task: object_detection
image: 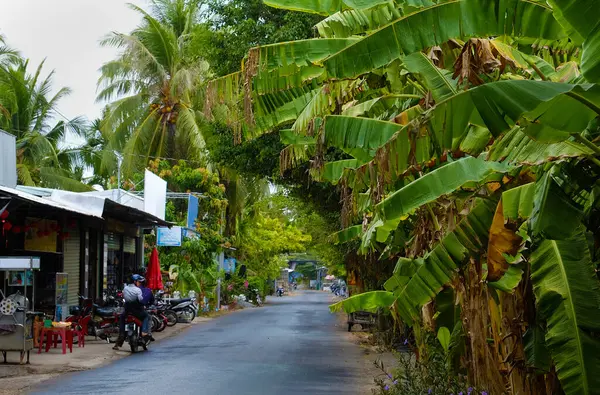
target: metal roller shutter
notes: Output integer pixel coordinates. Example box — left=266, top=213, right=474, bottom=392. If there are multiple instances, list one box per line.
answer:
left=123, top=236, right=135, bottom=253
left=63, top=227, right=81, bottom=307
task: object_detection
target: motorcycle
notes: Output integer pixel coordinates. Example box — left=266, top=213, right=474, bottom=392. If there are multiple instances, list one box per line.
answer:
left=125, top=313, right=150, bottom=353
left=67, top=295, right=121, bottom=343
left=247, top=288, right=263, bottom=306
left=156, top=293, right=196, bottom=322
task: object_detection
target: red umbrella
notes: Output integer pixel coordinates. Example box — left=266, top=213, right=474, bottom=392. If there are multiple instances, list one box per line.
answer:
left=146, top=247, right=164, bottom=290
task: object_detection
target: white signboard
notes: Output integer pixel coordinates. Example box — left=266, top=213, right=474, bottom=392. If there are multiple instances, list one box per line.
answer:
left=157, top=227, right=182, bottom=247
left=144, top=170, right=167, bottom=220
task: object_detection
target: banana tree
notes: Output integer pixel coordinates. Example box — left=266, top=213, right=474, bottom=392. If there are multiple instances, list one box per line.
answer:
left=207, top=0, right=600, bottom=393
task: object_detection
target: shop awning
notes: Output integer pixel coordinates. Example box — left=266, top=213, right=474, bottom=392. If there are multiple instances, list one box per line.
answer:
left=103, top=199, right=171, bottom=228
left=0, top=185, right=103, bottom=219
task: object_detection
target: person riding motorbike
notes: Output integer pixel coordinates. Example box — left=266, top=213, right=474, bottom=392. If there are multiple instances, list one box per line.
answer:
left=112, top=274, right=150, bottom=350
left=140, top=279, right=155, bottom=306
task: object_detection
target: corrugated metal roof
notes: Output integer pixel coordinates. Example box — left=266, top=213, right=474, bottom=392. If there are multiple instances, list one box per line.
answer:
left=0, top=185, right=103, bottom=219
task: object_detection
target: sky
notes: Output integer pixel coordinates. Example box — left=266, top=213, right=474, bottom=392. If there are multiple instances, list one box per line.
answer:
left=0, top=1, right=144, bottom=144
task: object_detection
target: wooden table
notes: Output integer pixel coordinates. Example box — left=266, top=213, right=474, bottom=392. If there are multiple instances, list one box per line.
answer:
left=38, top=326, right=73, bottom=354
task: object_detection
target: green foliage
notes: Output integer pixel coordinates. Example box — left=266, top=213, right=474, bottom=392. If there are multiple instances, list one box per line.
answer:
left=97, top=2, right=210, bottom=177
left=191, top=0, right=322, bottom=77
left=0, top=58, right=90, bottom=190
left=329, top=290, right=395, bottom=314
left=237, top=212, right=311, bottom=279
left=372, top=333, right=478, bottom=395
left=530, top=227, right=600, bottom=395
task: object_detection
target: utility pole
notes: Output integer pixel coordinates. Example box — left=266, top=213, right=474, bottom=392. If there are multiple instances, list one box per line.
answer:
left=216, top=208, right=225, bottom=310
left=115, top=152, right=123, bottom=203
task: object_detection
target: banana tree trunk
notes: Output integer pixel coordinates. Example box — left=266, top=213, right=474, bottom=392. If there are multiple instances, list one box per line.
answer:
left=461, top=258, right=505, bottom=394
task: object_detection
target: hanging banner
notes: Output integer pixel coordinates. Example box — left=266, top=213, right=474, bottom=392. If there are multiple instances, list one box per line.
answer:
left=55, top=272, right=68, bottom=321
left=24, top=218, right=57, bottom=252
left=157, top=227, right=182, bottom=246
left=184, top=194, right=199, bottom=238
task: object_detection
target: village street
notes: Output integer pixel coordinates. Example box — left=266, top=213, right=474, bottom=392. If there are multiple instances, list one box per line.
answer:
left=30, top=292, right=378, bottom=395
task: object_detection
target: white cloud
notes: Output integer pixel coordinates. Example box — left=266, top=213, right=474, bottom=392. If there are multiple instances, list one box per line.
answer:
left=0, top=0, right=143, bottom=144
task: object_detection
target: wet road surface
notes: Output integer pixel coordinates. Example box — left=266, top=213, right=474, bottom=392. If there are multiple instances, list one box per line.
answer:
left=32, top=291, right=371, bottom=395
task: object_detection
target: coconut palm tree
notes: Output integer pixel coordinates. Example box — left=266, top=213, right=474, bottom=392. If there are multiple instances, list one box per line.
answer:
left=97, top=1, right=210, bottom=177
left=0, top=59, right=89, bottom=190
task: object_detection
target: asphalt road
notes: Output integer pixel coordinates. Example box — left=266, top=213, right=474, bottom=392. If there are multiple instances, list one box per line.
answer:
left=31, top=291, right=371, bottom=395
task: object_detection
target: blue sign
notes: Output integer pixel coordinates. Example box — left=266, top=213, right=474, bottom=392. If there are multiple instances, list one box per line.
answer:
left=224, top=258, right=236, bottom=274
left=157, top=227, right=182, bottom=246
left=184, top=195, right=199, bottom=238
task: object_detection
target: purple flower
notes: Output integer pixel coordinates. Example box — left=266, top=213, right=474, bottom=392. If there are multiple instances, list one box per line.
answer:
left=393, top=380, right=398, bottom=385
left=384, top=385, right=389, bottom=391
left=403, top=338, right=408, bottom=345
left=467, top=388, right=473, bottom=395
left=481, top=392, right=488, bottom=395
left=459, top=392, right=463, bottom=395
left=428, top=390, right=432, bottom=394
left=387, top=373, right=393, bottom=379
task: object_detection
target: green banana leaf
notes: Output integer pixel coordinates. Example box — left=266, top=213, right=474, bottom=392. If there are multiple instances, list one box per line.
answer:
left=316, top=2, right=401, bottom=38
left=523, top=323, right=551, bottom=373
left=322, top=159, right=365, bottom=183
left=581, top=27, right=600, bottom=83
left=254, top=38, right=360, bottom=72
left=254, top=88, right=319, bottom=132
left=395, top=199, right=497, bottom=324
left=383, top=273, right=410, bottom=295
left=403, top=52, right=458, bottom=102
left=265, top=0, right=395, bottom=16
left=546, top=0, right=600, bottom=82
left=253, top=65, right=326, bottom=95
left=432, top=80, right=600, bottom=142
left=292, top=80, right=361, bottom=133
left=377, top=156, right=512, bottom=227
left=487, top=126, right=591, bottom=165
left=324, top=0, right=565, bottom=79
left=502, top=182, right=535, bottom=221
left=341, top=95, right=421, bottom=118
left=530, top=173, right=583, bottom=240
left=329, top=290, right=396, bottom=313
left=324, top=115, right=401, bottom=154
left=330, top=225, right=363, bottom=244
left=488, top=265, right=523, bottom=293
left=279, top=129, right=316, bottom=145
left=529, top=226, right=600, bottom=395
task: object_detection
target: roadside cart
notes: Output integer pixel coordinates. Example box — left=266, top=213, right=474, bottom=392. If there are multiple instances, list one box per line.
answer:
left=0, top=256, right=40, bottom=364
left=347, top=311, right=377, bottom=332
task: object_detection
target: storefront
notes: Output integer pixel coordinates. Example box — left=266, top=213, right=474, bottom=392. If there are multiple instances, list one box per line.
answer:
left=1, top=186, right=170, bottom=317
left=0, top=186, right=103, bottom=317
left=93, top=200, right=169, bottom=300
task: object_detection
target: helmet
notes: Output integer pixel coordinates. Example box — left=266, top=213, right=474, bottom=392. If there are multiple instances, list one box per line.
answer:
left=131, top=274, right=145, bottom=282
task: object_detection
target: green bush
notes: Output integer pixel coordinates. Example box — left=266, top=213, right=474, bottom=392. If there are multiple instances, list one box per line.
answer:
left=372, top=334, right=485, bottom=395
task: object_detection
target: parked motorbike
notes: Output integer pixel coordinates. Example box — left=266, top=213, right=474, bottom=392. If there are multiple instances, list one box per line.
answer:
left=156, top=292, right=196, bottom=322
left=247, top=288, right=263, bottom=306
left=66, top=295, right=121, bottom=343
left=125, top=314, right=150, bottom=353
